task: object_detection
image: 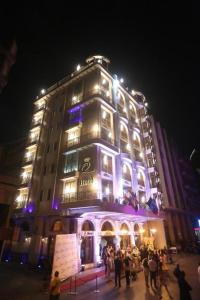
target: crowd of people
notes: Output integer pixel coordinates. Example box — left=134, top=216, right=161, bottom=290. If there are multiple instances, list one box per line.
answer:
left=48, top=244, right=199, bottom=299
left=102, top=244, right=194, bottom=299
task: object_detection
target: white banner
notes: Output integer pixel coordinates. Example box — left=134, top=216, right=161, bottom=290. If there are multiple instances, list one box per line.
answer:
left=52, top=234, right=79, bottom=281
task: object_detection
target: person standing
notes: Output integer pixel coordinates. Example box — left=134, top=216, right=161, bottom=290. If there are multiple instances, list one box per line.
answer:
left=148, top=256, right=158, bottom=289
left=124, top=254, right=131, bottom=287
left=49, top=271, right=61, bottom=300
left=178, top=271, right=192, bottom=300
left=142, top=257, right=150, bottom=288
left=114, top=252, right=122, bottom=287
left=157, top=262, right=173, bottom=299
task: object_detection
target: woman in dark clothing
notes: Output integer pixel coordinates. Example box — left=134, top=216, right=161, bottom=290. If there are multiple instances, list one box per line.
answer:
left=178, top=271, right=192, bottom=300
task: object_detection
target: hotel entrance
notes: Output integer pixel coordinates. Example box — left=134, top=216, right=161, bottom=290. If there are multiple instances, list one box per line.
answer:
left=81, top=220, right=94, bottom=264
left=100, top=221, right=116, bottom=257
left=120, top=223, right=131, bottom=250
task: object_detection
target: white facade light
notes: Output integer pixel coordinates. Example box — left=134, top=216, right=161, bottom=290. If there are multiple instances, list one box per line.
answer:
left=123, top=164, right=127, bottom=173
left=120, top=124, right=124, bottom=131
left=136, top=118, right=139, bottom=124
left=94, top=84, right=99, bottom=90
left=129, top=104, right=132, bottom=110
left=127, top=144, right=131, bottom=150
left=106, top=91, right=110, bottom=97
left=131, top=90, right=136, bottom=96
left=76, top=64, right=81, bottom=71
left=123, top=107, right=127, bottom=113
left=120, top=78, right=124, bottom=83
left=41, top=89, right=46, bottom=95
left=108, top=132, right=112, bottom=138
left=103, top=155, right=108, bottom=165
left=139, top=152, right=144, bottom=158
left=16, top=195, right=22, bottom=203
left=102, top=79, right=106, bottom=85
left=93, top=124, right=99, bottom=133
left=105, top=187, right=110, bottom=195
left=144, top=102, right=148, bottom=107
left=102, top=111, right=107, bottom=119
left=72, top=96, right=77, bottom=102
left=141, top=196, right=146, bottom=203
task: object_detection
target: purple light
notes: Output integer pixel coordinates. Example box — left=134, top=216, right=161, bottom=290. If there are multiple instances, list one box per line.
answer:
left=69, top=105, right=81, bottom=113
left=52, top=199, right=59, bottom=210
left=26, top=202, right=34, bottom=213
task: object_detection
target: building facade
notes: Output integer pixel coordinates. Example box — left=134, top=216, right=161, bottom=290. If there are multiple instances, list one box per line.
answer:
left=12, top=55, right=168, bottom=267
left=150, top=118, right=200, bottom=247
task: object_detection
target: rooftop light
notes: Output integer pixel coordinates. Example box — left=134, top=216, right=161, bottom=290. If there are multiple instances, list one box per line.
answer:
left=41, top=89, right=46, bottom=95
left=120, top=78, right=124, bottom=83
left=144, top=102, right=148, bottom=107
left=76, top=64, right=81, bottom=71
left=131, top=90, right=136, bottom=96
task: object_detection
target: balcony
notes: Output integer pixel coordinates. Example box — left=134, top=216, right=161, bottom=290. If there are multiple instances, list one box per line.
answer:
left=84, top=88, right=112, bottom=105
left=60, top=190, right=100, bottom=204
left=23, top=154, right=35, bottom=166
left=31, top=119, right=43, bottom=129
left=65, top=131, right=117, bottom=151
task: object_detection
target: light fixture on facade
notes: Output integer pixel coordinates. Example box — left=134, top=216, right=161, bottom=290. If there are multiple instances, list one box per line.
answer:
left=93, top=124, right=99, bottom=133
left=105, top=187, right=110, bottom=195
left=120, top=124, right=124, bottom=131
left=144, top=102, right=148, bottom=107
left=136, top=118, right=139, bottom=124
left=41, top=89, right=46, bottom=95
left=72, top=96, right=77, bottom=102
left=120, top=78, right=124, bottom=83
left=76, top=64, right=81, bottom=71
left=103, top=155, right=108, bottom=165
left=123, top=107, right=127, bottom=113
left=137, top=172, right=141, bottom=179
left=94, top=84, right=99, bottom=90
left=92, top=178, right=98, bottom=189
left=139, top=228, right=145, bottom=234
left=21, top=171, right=27, bottom=179
left=139, top=152, right=143, bottom=158
left=102, top=79, right=106, bottom=85
left=102, top=110, right=107, bottom=119
left=141, top=196, right=146, bottom=203
left=123, top=164, right=127, bottom=173
left=16, top=195, right=22, bottom=203
left=108, top=132, right=112, bottom=138
left=26, top=151, right=31, bottom=158
left=106, top=91, right=110, bottom=97
left=126, top=144, right=131, bottom=151
left=129, top=104, right=132, bottom=110
left=131, top=90, right=136, bottom=96
left=150, top=228, right=157, bottom=234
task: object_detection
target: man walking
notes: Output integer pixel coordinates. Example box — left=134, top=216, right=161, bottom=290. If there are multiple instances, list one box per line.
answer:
left=114, top=252, right=122, bottom=287
left=148, top=256, right=158, bottom=289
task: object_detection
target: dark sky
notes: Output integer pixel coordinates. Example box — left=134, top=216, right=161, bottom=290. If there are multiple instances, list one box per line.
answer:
left=0, top=1, right=199, bottom=157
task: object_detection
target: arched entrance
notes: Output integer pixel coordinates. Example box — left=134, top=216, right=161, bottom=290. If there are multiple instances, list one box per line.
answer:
left=120, top=223, right=131, bottom=250
left=100, top=221, right=115, bottom=257
left=81, top=220, right=94, bottom=265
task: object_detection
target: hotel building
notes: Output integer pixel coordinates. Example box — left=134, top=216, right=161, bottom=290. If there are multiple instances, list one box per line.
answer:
left=12, top=55, right=172, bottom=267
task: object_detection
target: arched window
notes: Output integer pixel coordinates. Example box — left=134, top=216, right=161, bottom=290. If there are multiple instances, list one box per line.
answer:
left=129, top=102, right=137, bottom=122
left=82, top=220, right=94, bottom=231
left=120, top=122, right=130, bottom=153
left=117, top=91, right=127, bottom=116
left=52, top=220, right=63, bottom=232
left=101, top=221, right=114, bottom=231
left=137, top=169, right=145, bottom=187
left=122, top=163, right=132, bottom=182
left=133, top=131, right=141, bottom=150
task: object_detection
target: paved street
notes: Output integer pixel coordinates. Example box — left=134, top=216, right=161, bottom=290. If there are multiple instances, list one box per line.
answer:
left=0, top=254, right=199, bottom=300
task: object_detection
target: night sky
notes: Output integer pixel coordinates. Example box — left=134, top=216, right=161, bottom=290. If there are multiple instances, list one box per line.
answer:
left=0, top=2, right=199, bottom=157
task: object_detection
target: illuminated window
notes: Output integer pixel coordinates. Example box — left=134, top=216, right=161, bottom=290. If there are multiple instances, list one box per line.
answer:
left=102, top=180, right=113, bottom=201
left=117, top=90, right=127, bottom=116
left=63, top=180, right=77, bottom=202
left=67, top=127, right=80, bottom=147
left=137, top=169, right=145, bottom=187
left=72, top=81, right=83, bottom=105
left=129, top=101, right=137, bottom=123
left=101, top=153, right=112, bottom=174
left=64, top=152, right=78, bottom=173
left=122, top=163, right=132, bottom=181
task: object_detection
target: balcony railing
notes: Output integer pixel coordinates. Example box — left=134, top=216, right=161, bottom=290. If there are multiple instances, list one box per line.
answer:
left=24, top=155, right=35, bottom=164
left=61, top=191, right=100, bottom=204
left=66, top=131, right=115, bottom=149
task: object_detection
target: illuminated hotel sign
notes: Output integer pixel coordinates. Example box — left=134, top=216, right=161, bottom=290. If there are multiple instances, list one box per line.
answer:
left=80, top=175, right=93, bottom=186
